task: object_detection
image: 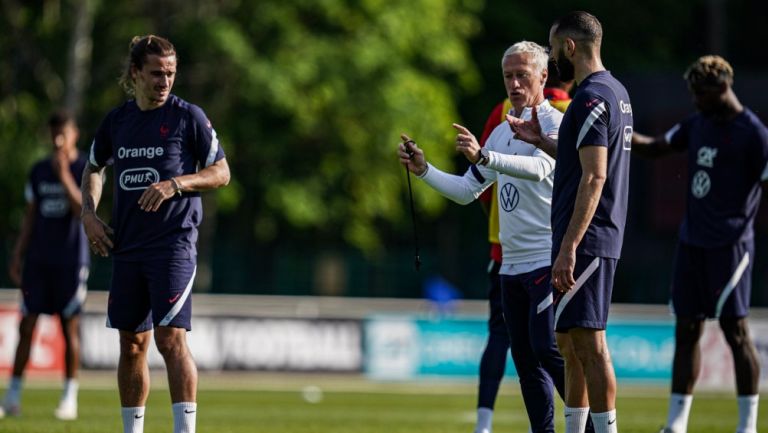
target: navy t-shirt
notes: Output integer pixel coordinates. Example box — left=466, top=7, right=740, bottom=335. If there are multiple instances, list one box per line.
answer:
left=552, top=71, right=634, bottom=259
left=665, top=108, right=768, bottom=247
left=89, top=94, right=226, bottom=261
left=25, top=155, right=90, bottom=265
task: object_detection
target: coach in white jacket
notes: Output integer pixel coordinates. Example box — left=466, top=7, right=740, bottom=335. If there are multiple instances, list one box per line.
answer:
left=398, top=41, right=590, bottom=433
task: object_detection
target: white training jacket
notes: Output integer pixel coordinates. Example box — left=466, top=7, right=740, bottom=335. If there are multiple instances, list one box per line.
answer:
left=420, top=99, right=562, bottom=265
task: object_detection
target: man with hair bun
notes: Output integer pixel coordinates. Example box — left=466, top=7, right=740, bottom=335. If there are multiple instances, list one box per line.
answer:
left=633, top=55, right=767, bottom=433
left=81, top=34, right=230, bottom=433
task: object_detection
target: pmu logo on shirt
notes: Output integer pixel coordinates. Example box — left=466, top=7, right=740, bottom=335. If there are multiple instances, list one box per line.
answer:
left=119, top=167, right=160, bottom=191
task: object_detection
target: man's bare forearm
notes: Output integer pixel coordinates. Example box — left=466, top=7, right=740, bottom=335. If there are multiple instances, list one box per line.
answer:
left=536, top=135, right=558, bottom=159
left=81, top=163, right=105, bottom=216
left=173, top=158, right=231, bottom=192
left=560, top=172, right=604, bottom=254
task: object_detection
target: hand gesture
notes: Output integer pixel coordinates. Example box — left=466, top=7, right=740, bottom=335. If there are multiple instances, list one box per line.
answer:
left=551, top=248, right=576, bottom=293
left=138, top=180, right=177, bottom=212
left=452, top=123, right=481, bottom=164
left=507, top=106, right=543, bottom=146
left=398, top=134, right=428, bottom=176
left=51, top=148, right=72, bottom=181
left=82, top=212, right=114, bottom=257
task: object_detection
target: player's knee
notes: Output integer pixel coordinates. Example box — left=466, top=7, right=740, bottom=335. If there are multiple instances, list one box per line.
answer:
left=119, top=331, right=150, bottom=358
left=719, top=317, right=751, bottom=348
left=675, top=318, right=703, bottom=349
left=17, top=316, right=38, bottom=339
left=154, top=329, right=189, bottom=359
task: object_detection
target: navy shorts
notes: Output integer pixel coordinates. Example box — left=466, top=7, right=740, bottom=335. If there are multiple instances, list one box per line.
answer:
left=21, top=261, right=88, bottom=318
left=554, top=255, right=617, bottom=332
left=672, top=240, right=752, bottom=320
left=108, top=259, right=196, bottom=332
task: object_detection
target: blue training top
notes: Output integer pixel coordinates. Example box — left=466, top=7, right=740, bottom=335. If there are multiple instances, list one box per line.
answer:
left=552, top=71, right=634, bottom=259
left=89, top=94, right=226, bottom=261
left=25, top=155, right=90, bottom=265
left=666, top=108, right=768, bottom=248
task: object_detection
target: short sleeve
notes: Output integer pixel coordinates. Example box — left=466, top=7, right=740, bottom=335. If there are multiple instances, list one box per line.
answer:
left=570, top=92, right=609, bottom=149
left=189, top=105, right=225, bottom=168
left=664, top=119, right=690, bottom=152
left=89, top=112, right=114, bottom=167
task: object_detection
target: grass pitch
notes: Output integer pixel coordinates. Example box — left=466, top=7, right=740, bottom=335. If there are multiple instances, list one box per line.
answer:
left=0, top=373, right=765, bottom=432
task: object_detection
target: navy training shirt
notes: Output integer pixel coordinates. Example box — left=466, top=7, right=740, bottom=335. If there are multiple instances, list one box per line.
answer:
left=552, top=71, right=634, bottom=259
left=89, top=94, right=226, bottom=261
left=666, top=108, right=768, bottom=247
left=25, top=155, right=90, bottom=265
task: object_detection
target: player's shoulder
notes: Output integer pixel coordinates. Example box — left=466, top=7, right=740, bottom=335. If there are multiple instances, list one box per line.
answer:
left=740, top=108, right=768, bottom=131
left=168, top=95, right=211, bottom=127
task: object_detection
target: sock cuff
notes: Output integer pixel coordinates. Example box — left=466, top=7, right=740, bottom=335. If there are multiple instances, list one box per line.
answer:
left=671, top=393, right=693, bottom=402
left=172, top=402, right=197, bottom=409
left=122, top=406, right=146, bottom=413
left=737, top=395, right=759, bottom=401
left=565, top=406, right=590, bottom=414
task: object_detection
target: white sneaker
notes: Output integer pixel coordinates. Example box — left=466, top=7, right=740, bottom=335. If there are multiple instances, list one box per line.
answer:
left=54, top=400, right=77, bottom=420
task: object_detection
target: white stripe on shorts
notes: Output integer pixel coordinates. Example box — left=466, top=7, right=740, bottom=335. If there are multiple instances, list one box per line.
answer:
left=554, top=257, right=601, bottom=328
left=159, top=266, right=196, bottom=326
left=537, top=293, right=553, bottom=314
left=61, top=266, right=89, bottom=318
left=714, top=251, right=750, bottom=318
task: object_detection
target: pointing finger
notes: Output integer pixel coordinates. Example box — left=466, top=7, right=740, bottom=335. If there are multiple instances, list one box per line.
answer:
left=451, top=123, right=470, bottom=135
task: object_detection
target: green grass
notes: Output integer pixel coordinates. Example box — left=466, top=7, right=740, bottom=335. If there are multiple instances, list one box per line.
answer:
left=0, top=379, right=766, bottom=432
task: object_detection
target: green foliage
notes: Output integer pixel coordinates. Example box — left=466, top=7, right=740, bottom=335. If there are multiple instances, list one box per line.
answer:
left=178, top=0, right=483, bottom=251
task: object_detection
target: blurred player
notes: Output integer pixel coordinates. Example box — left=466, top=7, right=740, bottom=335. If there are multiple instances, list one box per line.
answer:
left=1, top=110, right=89, bottom=420
left=632, top=55, right=765, bottom=433
left=400, top=40, right=569, bottom=433
left=472, top=59, right=573, bottom=433
left=509, top=11, right=633, bottom=433
left=81, top=35, right=230, bottom=433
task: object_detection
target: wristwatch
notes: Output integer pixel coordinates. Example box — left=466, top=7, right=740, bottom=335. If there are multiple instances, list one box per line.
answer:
left=476, top=147, right=490, bottom=166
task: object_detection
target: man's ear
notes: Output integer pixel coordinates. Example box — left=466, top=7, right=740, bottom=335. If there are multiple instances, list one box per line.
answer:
left=565, top=38, right=576, bottom=57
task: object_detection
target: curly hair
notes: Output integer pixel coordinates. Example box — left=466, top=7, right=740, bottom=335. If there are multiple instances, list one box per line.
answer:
left=684, top=55, right=734, bottom=87
left=118, top=35, right=176, bottom=95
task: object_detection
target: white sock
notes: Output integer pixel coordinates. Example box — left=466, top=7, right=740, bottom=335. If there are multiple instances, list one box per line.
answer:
left=61, top=379, right=78, bottom=404
left=121, top=406, right=145, bottom=433
left=736, top=395, right=758, bottom=433
left=565, top=406, right=590, bottom=433
left=172, top=402, right=197, bottom=433
left=590, top=409, right=617, bottom=433
left=4, top=376, right=22, bottom=405
left=475, top=407, right=492, bottom=433
left=665, top=393, right=692, bottom=433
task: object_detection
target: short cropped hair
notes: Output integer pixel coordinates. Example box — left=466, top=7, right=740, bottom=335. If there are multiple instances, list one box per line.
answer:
left=119, top=35, right=176, bottom=95
left=552, top=11, right=603, bottom=46
left=684, top=55, right=734, bottom=86
left=501, top=41, right=549, bottom=74
left=48, top=109, right=75, bottom=130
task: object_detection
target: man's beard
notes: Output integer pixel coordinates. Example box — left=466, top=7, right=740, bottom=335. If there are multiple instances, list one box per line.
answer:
left=554, top=52, right=575, bottom=82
